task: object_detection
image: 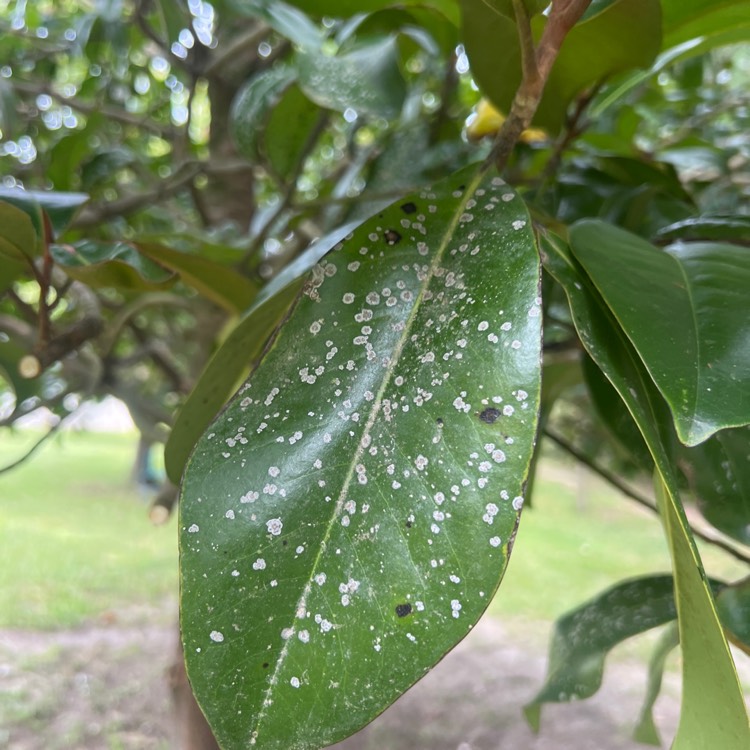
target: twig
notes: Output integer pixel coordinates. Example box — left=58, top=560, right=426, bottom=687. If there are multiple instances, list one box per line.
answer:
left=11, top=79, right=174, bottom=139
left=71, top=162, right=203, bottom=228
left=204, top=22, right=270, bottom=78
left=486, top=0, right=592, bottom=173
left=544, top=428, right=750, bottom=566
left=0, top=415, right=69, bottom=474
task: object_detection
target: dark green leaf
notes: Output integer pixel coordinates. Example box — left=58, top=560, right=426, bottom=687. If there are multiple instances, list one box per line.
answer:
left=276, top=0, right=460, bottom=26
left=137, top=243, right=258, bottom=314
left=461, top=0, right=662, bottom=132
left=296, top=36, right=407, bottom=119
left=180, top=167, right=542, bottom=749
left=0, top=188, right=88, bottom=237
left=50, top=240, right=175, bottom=290
left=678, top=427, right=750, bottom=545
left=716, top=578, right=750, bottom=655
left=570, top=221, right=750, bottom=446
left=164, top=219, right=370, bottom=483
left=633, top=622, right=679, bottom=746
left=525, top=575, right=679, bottom=727
left=655, top=216, right=750, bottom=244
left=263, top=84, right=321, bottom=180
left=542, top=232, right=750, bottom=750
left=231, top=66, right=297, bottom=162
left=662, top=0, right=750, bottom=48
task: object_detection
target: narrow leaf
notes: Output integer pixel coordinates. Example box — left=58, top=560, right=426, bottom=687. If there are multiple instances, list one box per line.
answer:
left=180, top=166, right=542, bottom=749
left=525, top=576, right=680, bottom=730
left=542, top=233, right=750, bottom=750
left=137, top=243, right=258, bottom=314
left=570, top=222, right=750, bottom=446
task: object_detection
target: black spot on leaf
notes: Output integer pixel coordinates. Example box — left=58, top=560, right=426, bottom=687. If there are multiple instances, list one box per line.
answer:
left=262, top=662, right=269, bottom=669
left=384, top=229, right=402, bottom=245
left=395, top=603, right=412, bottom=618
left=436, top=417, right=444, bottom=427
left=400, top=201, right=417, bottom=214
left=405, top=520, right=413, bottom=528
left=479, top=407, right=501, bottom=424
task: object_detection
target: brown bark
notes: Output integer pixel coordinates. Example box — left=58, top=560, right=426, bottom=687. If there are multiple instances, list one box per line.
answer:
left=169, top=634, right=221, bottom=750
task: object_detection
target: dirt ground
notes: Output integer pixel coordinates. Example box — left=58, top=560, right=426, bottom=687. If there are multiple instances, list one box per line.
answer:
left=1, top=596, right=714, bottom=750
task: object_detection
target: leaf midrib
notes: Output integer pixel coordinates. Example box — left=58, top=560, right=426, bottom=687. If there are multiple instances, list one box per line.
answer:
left=250, top=167, right=487, bottom=747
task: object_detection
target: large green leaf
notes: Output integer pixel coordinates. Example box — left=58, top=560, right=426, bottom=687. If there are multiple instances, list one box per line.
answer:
left=164, top=219, right=372, bottom=484
left=662, top=0, right=750, bottom=48
left=542, top=233, right=749, bottom=750
left=180, top=166, right=542, bottom=749
left=461, top=0, right=662, bottom=132
left=525, top=576, right=682, bottom=726
left=296, top=35, right=407, bottom=119
left=677, top=427, right=750, bottom=546
left=569, top=222, right=750, bottom=446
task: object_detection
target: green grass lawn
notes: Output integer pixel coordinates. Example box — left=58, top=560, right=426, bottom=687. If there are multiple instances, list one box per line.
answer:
left=0, top=430, right=177, bottom=629
left=0, top=431, right=745, bottom=633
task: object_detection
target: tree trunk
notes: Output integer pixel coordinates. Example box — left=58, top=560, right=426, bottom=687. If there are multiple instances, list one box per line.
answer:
left=170, top=632, right=221, bottom=750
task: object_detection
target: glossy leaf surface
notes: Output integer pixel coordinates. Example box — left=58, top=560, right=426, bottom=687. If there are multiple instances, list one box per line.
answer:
left=296, top=36, right=407, bottom=119
left=180, top=166, right=542, bottom=749
left=164, top=219, right=373, bottom=484
left=525, top=576, right=680, bottom=727
left=543, top=234, right=750, bottom=750
left=0, top=188, right=87, bottom=237
left=570, top=222, right=750, bottom=446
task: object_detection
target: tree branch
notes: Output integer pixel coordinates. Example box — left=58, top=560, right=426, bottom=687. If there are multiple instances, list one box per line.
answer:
left=11, top=79, right=174, bottom=139
left=486, top=0, right=592, bottom=173
left=544, top=428, right=750, bottom=566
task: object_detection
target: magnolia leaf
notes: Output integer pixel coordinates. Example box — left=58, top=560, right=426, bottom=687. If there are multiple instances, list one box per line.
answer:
left=180, top=166, right=542, bottom=749
left=542, top=233, right=750, bottom=750
left=296, top=36, right=407, bottom=119
left=570, top=222, right=750, bottom=446
left=525, top=576, right=680, bottom=728
left=164, top=218, right=374, bottom=484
